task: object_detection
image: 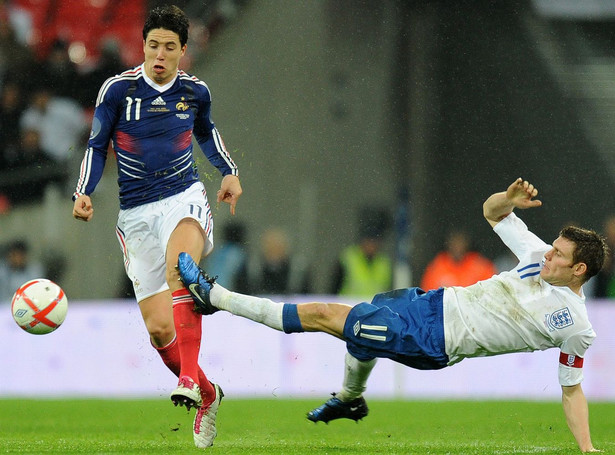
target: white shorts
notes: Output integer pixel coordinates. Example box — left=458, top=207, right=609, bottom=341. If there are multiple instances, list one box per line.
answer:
left=115, top=182, right=214, bottom=302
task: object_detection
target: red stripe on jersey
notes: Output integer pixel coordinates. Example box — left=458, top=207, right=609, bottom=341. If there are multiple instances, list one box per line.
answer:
left=115, top=131, right=139, bottom=154
left=559, top=352, right=584, bottom=368
left=175, top=129, right=193, bottom=151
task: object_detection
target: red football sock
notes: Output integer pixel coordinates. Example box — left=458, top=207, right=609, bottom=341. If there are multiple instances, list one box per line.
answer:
left=155, top=336, right=181, bottom=376
left=154, top=336, right=215, bottom=405
left=172, top=288, right=203, bottom=382
left=171, top=289, right=217, bottom=404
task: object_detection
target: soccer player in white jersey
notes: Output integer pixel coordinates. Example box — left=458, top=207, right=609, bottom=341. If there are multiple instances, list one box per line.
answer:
left=178, top=178, right=606, bottom=453
left=72, top=5, right=242, bottom=449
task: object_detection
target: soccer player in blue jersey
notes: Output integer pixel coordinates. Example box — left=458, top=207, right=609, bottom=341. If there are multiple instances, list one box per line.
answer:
left=72, top=5, right=241, bottom=448
left=178, top=178, right=606, bottom=453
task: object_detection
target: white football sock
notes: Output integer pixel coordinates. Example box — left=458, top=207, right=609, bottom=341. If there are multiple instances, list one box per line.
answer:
left=210, top=283, right=284, bottom=331
left=336, top=352, right=377, bottom=401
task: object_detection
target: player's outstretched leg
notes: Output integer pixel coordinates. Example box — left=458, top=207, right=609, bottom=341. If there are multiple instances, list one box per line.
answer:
left=307, top=393, right=369, bottom=423
left=177, top=252, right=219, bottom=315
left=193, top=383, right=224, bottom=448
left=171, top=375, right=203, bottom=410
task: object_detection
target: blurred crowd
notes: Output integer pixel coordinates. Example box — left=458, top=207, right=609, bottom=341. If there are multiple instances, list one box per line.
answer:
left=5, top=206, right=615, bottom=303
left=2, top=1, right=615, bottom=303
left=0, top=1, right=127, bottom=210
left=0, top=0, right=244, bottom=211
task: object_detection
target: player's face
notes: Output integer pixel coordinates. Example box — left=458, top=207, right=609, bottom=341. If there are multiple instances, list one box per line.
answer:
left=143, top=28, right=186, bottom=85
left=540, top=236, right=580, bottom=286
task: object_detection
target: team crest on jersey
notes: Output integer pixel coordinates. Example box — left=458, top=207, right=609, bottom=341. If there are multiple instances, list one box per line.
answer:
left=176, top=97, right=189, bottom=111
left=545, top=307, right=574, bottom=331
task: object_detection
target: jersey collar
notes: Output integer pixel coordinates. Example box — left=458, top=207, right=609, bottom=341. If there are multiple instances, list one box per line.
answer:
left=140, top=63, right=178, bottom=93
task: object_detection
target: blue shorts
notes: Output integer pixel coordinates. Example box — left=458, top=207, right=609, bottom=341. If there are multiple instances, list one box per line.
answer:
left=343, top=287, right=449, bottom=370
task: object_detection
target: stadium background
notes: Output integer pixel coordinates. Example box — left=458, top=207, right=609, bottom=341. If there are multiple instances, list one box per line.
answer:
left=1, top=0, right=615, bottom=401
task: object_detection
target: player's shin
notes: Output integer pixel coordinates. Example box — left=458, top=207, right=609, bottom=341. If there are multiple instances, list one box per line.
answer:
left=172, top=289, right=203, bottom=382
left=214, top=286, right=286, bottom=331
left=154, top=335, right=181, bottom=376
left=336, top=352, right=377, bottom=401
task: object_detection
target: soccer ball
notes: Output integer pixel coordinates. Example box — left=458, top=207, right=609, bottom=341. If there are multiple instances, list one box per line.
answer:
left=11, top=279, right=68, bottom=335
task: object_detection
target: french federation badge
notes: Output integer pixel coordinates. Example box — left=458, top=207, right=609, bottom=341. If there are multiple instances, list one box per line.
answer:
left=545, top=307, right=573, bottom=331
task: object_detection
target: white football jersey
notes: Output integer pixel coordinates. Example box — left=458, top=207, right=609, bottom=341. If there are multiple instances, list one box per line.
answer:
left=443, top=213, right=595, bottom=385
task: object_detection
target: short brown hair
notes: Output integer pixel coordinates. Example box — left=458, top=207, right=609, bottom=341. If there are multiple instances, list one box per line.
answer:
left=143, top=5, right=189, bottom=47
left=560, top=226, right=608, bottom=282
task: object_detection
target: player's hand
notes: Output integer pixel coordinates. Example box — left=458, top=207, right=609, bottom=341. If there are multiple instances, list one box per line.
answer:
left=217, top=174, right=242, bottom=215
left=506, top=177, right=542, bottom=210
left=73, top=194, right=94, bottom=222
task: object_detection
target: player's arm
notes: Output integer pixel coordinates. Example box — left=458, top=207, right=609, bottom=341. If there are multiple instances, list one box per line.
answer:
left=483, top=178, right=542, bottom=228
left=193, top=88, right=242, bottom=214
left=559, top=331, right=600, bottom=453
left=71, top=79, right=119, bottom=222
left=561, top=383, right=600, bottom=452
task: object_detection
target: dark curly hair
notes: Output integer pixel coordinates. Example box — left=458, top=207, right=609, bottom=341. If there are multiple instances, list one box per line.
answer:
left=560, top=225, right=608, bottom=283
left=143, top=5, right=189, bottom=47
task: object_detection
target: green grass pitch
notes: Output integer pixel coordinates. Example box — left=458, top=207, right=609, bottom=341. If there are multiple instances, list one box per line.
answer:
left=0, top=398, right=613, bottom=454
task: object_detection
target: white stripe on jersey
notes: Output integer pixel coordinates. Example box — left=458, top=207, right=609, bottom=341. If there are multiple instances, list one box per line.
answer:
left=163, top=160, right=193, bottom=179
left=116, top=152, right=146, bottom=177
left=179, top=71, right=209, bottom=89
left=116, top=151, right=142, bottom=165
left=212, top=127, right=238, bottom=175
left=75, top=147, right=93, bottom=195
left=170, top=151, right=191, bottom=164
left=97, top=67, right=143, bottom=106
left=119, top=169, right=146, bottom=180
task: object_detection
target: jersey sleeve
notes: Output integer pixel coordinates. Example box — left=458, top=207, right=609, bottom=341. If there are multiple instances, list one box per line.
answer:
left=492, top=213, right=549, bottom=261
left=192, top=85, right=238, bottom=177
left=73, top=79, right=121, bottom=199
left=558, top=327, right=596, bottom=386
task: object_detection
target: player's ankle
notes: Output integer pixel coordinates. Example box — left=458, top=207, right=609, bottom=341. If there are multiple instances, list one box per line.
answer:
left=209, top=283, right=229, bottom=307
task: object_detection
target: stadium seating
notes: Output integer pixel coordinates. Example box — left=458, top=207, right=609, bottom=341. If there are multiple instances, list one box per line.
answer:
left=13, top=0, right=145, bottom=67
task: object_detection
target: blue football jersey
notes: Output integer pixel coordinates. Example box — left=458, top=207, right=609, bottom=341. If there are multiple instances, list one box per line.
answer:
left=74, top=64, right=237, bottom=209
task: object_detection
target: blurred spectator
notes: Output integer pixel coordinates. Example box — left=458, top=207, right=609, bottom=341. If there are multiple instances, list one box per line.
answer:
left=36, top=38, right=79, bottom=99
left=0, top=0, right=33, bottom=47
left=204, top=220, right=249, bottom=293
left=330, top=207, right=392, bottom=297
left=0, top=239, right=44, bottom=303
left=20, top=87, right=86, bottom=164
left=77, top=37, right=125, bottom=108
left=0, top=127, right=66, bottom=205
left=0, top=7, right=37, bottom=91
left=0, top=80, right=24, bottom=165
left=593, top=215, right=615, bottom=298
left=420, top=229, right=497, bottom=291
left=248, top=227, right=311, bottom=295
left=8, top=128, right=48, bottom=166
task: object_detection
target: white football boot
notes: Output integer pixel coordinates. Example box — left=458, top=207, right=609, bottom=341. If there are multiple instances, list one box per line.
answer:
left=193, top=383, right=224, bottom=448
left=171, top=375, right=203, bottom=410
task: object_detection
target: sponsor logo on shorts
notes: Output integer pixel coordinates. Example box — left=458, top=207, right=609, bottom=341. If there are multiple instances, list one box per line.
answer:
left=353, top=320, right=360, bottom=336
